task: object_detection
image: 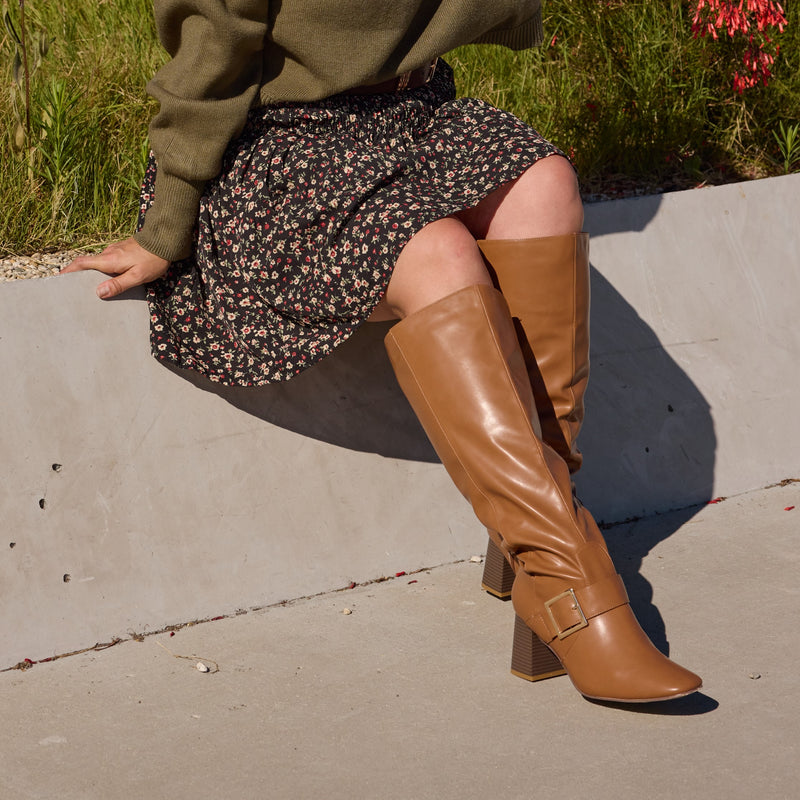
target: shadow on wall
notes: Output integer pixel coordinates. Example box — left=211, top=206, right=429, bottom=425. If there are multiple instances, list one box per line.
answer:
left=577, top=192, right=716, bottom=654
left=584, top=192, right=663, bottom=236
left=166, top=319, right=438, bottom=463
left=581, top=269, right=716, bottom=655
left=576, top=266, right=717, bottom=523
left=169, top=256, right=717, bottom=519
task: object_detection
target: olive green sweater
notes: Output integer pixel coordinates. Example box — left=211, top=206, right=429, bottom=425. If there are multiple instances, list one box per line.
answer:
left=136, top=0, right=543, bottom=261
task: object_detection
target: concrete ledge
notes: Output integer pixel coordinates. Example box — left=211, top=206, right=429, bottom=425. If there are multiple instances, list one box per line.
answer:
left=2, top=174, right=798, bottom=667
left=579, top=173, right=799, bottom=518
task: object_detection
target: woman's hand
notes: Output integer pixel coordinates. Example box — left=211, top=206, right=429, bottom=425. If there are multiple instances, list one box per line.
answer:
left=61, top=237, right=170, bottom=299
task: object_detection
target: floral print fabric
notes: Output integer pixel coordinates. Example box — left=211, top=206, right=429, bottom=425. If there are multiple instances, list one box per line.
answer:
left=141, top=61, right=563, bottom=386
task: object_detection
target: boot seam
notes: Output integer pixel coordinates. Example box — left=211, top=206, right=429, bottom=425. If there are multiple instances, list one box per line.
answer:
left=567, top=235, right=578, bottom=436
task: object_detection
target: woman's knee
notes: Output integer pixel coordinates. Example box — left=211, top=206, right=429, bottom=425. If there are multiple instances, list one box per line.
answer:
left=404, top=216, right=480, bottom=266
left=382, top=217, right=491, bottom=318
left=531, top=154, right=581, bottom=200
left=468, top=154, right=583, bottom=240
left=515, top=156, right=583, bottom=233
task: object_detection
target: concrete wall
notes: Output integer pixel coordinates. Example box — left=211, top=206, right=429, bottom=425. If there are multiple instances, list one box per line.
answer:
left=578, top=174, right=799, bottom=519
left=2, top=174, right=798, bottom=667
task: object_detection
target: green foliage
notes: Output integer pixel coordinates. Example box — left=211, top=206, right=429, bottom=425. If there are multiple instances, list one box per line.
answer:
left=0, top=0, right=798, bottom=254
left=450, top=0, right=800, bottom=193
left=4, top=1, right=50, bottom=155
left=772, top=121, right=800, bottom=174
left=0, top=0, right=162, bottom=253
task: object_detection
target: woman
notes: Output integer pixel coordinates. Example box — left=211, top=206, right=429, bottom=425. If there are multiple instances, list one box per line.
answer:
left=63, top=0, right=701, bottom=703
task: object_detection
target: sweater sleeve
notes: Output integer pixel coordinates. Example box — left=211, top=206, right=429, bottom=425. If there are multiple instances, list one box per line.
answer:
left=135, top=0, right=269, bottom=262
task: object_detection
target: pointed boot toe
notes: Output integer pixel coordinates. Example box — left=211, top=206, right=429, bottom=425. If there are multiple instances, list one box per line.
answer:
left=553, top=606, right=702, bottom=702
left=511, top=571, right=702, bottom=702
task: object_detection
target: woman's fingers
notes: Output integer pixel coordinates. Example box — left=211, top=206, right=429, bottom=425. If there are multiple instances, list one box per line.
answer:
left=61, top=241, right=129, bottom=275
left=95, top=268, right=147, bottom=299
left=94, top=254, right=169, bottom=298
left=59, top=253, right=97, bottom=274
left=60, top=238, right=170, bottom=299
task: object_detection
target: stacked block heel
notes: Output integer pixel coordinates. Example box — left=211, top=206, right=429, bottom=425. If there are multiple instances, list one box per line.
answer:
left=481, top=536, right=515, bottom=599
left=510, top=615, right=567, bottom=682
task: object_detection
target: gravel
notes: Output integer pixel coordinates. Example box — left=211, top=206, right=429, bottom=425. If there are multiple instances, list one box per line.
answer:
left=0, top=251, right=87, bottom=283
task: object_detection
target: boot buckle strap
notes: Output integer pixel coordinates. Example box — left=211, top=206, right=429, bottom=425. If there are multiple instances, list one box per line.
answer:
left=544, top=588, right=589, bottom=640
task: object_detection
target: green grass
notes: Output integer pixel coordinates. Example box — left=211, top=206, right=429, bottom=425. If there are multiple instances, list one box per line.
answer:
left=2, top=0, right=798, bottom=254
left=1, top=0, right=163, bottom=254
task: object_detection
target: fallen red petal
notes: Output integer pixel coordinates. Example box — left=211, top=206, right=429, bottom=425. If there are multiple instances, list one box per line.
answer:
left=785, top=506, right=795, bottom=511
left=346, top=581, right=356, bottom=589
left=395, top=571, right=407, bottom=577
left=407, top=580, right=418, bottom=585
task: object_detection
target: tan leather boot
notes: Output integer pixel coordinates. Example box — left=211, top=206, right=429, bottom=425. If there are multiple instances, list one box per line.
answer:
left=384, top=284, right=701, bottom=702
left=478, top=233, right=590, bottom=474
left=477, top=234, right=589, bottom=598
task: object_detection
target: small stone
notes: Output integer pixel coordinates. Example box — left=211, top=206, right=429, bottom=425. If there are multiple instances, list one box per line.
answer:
left=342, top=608, right=352, bottom=615
left=749, top=672, right=761, bottom=680
left=196, top=662, right=210, bottom=673
left=469, top=555, right=483, bottom=563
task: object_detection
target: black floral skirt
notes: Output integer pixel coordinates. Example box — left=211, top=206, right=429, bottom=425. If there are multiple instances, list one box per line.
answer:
left=141, top=61, right=564, bottom=386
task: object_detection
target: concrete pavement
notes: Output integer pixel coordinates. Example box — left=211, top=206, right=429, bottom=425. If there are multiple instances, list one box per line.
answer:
left=2, top=480, right=798, bottom=799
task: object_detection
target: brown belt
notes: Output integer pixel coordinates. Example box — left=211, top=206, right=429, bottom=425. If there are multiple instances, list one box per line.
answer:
left=344, top=59, right=438, bottom=96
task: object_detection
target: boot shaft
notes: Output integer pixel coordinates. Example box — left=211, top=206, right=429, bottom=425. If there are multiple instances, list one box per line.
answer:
left=478, top=233, right=590, bottom=474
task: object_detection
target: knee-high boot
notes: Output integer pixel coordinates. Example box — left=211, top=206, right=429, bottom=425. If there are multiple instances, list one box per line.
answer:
left=478, top=233, right=589, bottom=473
left=477, top=234, right=589, bottom=598
left=384, top=284, right=701, bottom=702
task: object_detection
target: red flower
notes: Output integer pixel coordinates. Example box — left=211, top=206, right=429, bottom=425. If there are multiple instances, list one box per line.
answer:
left=691, top=0, right=786, bottom=92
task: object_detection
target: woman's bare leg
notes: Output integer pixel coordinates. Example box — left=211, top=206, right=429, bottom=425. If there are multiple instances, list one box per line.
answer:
left=367, top=216, right=492, bottom=320
left=368, top=155, right=582, bottom=321
left=458, top=155, right=583, bottom=239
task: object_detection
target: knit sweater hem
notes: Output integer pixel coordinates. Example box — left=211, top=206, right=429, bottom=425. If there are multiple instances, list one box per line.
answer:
left=472, top=14, right=544, bottom=49
left=135, top=171, right=204, bottom=262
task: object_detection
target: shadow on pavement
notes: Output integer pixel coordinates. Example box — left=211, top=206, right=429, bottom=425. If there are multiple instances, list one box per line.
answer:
left=588, top=691, right=719, bottom=715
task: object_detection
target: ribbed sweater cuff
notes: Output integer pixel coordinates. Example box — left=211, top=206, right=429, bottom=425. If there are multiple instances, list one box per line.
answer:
left=473, top=14, right=544, bottom=50
left=134, top=171, right=205, bottom=262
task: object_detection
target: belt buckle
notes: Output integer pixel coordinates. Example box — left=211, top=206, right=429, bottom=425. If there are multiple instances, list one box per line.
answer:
left=544, top=588, right=589, bottom=640
left=396, top=58, right=438, bottom=92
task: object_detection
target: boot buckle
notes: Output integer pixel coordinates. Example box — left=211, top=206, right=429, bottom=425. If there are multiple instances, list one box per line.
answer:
left=544, top=588, right=589, bottom=640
